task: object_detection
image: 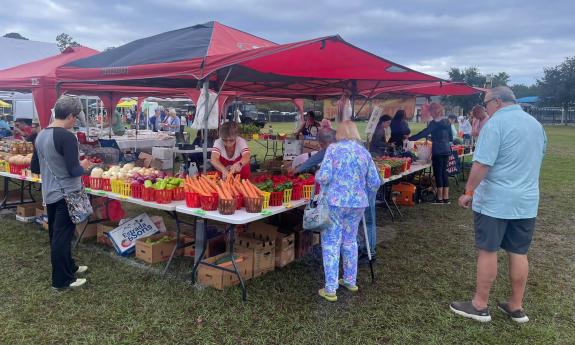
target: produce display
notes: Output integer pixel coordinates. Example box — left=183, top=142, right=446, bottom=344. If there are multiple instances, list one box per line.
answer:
left=1, top=140, right=34, bottom=154
left=239, top=124, right=261, bottom=138
left=373, top=157, right=412, bottom=177
left=183, top=174, right=271, bottom=213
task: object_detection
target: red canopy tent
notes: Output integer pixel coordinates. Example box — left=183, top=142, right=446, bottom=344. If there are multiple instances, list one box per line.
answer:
left=57, top=34, right=442, bottom=98
left=361, top=81, right=483, bottom=98
left=0, top=46, right=99, bottom=128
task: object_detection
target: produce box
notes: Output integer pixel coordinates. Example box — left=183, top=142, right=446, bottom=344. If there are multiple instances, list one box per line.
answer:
left=197, top=253, right=251, bottom=290
left=135, top=232, right=177, bottom=264
left=16, top=214, right=36, bottom=223
left=75, top=221, right=99, bottom=242
left=275, top=232, right=295, bottom=268
left=295, top=228, right=314, bottom=259
left=16, top=203, right=42, bottom=218
left=151, top=158, right=173, bottom=171
left=236, top=234, right=275, bottom=278
left=152, top=146, right=173, bottom=160
left=97, top=222, right=118, bottom=247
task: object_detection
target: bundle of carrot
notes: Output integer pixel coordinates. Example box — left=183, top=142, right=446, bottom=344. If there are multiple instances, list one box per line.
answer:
left=184, top=174, right=263, bottom=201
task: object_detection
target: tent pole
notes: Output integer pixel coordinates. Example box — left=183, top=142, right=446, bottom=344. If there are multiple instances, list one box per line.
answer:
left=201, top=67, right=234, bottom=174
left=202, top=79, right=209, bottom=174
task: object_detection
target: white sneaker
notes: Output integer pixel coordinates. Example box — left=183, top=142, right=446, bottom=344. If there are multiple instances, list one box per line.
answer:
left=76, top=266, right=88, bottom=274
left=69, top=278, right=87, bottom=288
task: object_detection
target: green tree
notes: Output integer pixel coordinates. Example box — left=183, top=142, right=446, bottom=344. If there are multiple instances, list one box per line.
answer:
left=56, top=33, right=80, bottom=52
left=537, top=56, right=575, bottom=124
left=511, top=84, right=540, bottom=99
left=443, top=67, right=485, bottom=114
left=3, top=32, right=29, bottom=40
left=491, top=72, right=511, bottom=87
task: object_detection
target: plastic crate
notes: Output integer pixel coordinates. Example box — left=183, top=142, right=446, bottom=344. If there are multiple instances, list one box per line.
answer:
left=302, top=184, right=314, bottom=200
left=90, top=177, right=103, bottom=190
left=81, top=175, right=91, bottom=188
left=291, top=184, right=303, bottom=200
left=111, top=179, right=131, bottom=197
left=200, top=193, right=218, bottom=211
left=172, top=187, right=185, bottom=201
left=283, top=189, right=292, bottom=204
left=235, top=193, right=244, bottom=210
left=269, top=191, right=283, bottom=207
left=10, top=164, right=27, bottom=175
left=131, top=184, right=143, bottom=199
left=142, top=187, right=156, bottom=202
left=102, top=178, right=111, bottom=191
left=261, top=191, right=270, bottom=209
left=155, top=189, right=173, bottom=204
left=185, top=192, right=200, bottom=208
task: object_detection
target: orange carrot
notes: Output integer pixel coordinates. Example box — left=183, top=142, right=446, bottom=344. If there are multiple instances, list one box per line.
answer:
left=246, top=179, right=263, bottom=197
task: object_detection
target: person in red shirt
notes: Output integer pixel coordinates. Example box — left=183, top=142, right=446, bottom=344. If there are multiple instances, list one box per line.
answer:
left=210, top=122, right=251, bottom=179
left=14, top=119, right=33, bottom=140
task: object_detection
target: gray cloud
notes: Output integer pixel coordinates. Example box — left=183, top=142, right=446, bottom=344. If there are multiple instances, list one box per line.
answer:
left=2, top=0, right=574, bottom=85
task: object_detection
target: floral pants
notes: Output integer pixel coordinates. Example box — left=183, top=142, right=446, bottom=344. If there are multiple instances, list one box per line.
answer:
left=322, top=206, right=365, bottom=294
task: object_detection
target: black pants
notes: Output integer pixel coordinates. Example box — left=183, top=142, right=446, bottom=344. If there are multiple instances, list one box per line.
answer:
left=47, top=199, right=78, bottom=288
left=432, top=154, right=449, bottom=188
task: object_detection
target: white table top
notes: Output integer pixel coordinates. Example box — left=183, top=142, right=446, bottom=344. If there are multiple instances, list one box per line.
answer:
left=176, top=199, right=307, bottom=225
left=84, top=188, right=185, bottom=211
left=381, top=162, right=431, bottom=184
left=0, top=171, right=41, bottom=183
left=173, top=147, right=213, bottom=154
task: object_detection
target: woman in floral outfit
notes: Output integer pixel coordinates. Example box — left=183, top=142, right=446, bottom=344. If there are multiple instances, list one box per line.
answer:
left=315, top=121, right=381, bottom=301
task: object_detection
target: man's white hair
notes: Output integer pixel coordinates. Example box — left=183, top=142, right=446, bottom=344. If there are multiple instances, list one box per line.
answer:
left=489, top=86, right=516, bottom=103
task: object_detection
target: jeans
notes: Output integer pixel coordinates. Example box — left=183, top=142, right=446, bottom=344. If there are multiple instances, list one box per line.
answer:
left=322, top=206, right=364, bottom=294
left=358, top=190, right=377, bottom=257
left=47, top=198, right=78, bottom=288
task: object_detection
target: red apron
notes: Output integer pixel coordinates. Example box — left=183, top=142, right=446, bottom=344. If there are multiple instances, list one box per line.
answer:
left=219, top=154, right=251, bottom=179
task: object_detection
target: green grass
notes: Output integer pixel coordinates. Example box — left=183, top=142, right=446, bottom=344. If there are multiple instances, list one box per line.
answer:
left=0, top=125, right=574, bottom=345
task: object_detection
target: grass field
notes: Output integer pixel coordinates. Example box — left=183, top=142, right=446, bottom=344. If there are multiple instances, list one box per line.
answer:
left=0, top=124, right=573, bottom=345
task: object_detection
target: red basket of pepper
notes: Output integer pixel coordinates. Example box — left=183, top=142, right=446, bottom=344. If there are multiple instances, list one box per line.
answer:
left=291, top=183, right=303, bottom=200
left=142, top=187, right=155, bottom=202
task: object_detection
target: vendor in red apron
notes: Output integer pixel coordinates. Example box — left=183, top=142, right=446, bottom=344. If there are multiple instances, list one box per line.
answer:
left=210, top=122, right=251, bottom=179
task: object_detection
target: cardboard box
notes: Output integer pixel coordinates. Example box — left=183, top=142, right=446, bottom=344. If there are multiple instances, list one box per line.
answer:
left=275, top=232, right=295, bottom=268
left=16, top=203, right=42, bottom=218
left=135, top=232, right=178, bottom=264
left=97, top=221, right=118, bottom=246
left=197, top=253, right=251, bottom=290
left=236, top=234, right=275, bottom=278
left=152, top=146, right=173, bottom=160
left=138, top=152, right=153, bottom=168
left=247, top=221, right=278, bottom=241
left=283, top=139, right=303, bottom=160
left=75, top=221, right=98, bottom=242
left=303, top=140, right=321, bottom=154
left=295, top=229, right=314, bottom=259
left=35, top=207, right=46, bottom=218
left=276, top=246, right=295, bottom=268
left=151, top=158, right=173, bottom=170
left=313, top=233, right=320, bottom=246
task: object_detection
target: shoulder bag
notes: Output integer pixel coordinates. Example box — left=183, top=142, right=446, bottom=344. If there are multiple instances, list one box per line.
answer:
left=302, top=184, right=331, bottom=231
left=39, top=150, right=93, bottom=224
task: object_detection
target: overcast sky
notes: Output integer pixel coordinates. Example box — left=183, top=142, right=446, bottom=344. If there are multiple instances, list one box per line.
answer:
left=3, top=0, right=574, bottom=85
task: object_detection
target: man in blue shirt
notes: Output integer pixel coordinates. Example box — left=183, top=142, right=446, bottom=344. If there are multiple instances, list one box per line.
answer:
left=289, top=128, right=336, bottom=174
left=450, top=86, right=547, bottom=324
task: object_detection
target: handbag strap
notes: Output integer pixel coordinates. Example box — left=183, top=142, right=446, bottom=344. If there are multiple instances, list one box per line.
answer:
left=37, top=146, right=68, bottom=196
